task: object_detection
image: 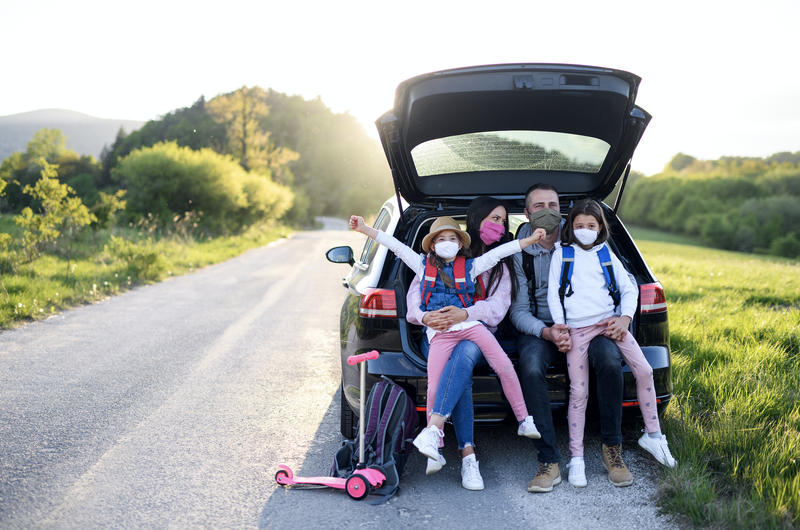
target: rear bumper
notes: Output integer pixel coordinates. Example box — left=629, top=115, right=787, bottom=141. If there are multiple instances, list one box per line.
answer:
left=342, top=345, right=673, bottom=425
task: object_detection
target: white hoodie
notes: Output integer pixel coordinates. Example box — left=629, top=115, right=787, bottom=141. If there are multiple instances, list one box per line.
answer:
left=546, top=243, right=638, bottom=328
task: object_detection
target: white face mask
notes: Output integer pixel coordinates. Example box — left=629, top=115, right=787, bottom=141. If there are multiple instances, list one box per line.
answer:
left=433, top=241, right=460, bottom=259
left=574, top=228, right=599, bottom=246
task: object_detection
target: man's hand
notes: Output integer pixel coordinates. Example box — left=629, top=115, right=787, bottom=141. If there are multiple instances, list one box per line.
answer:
left=543, top=323, right=571, bottom=352
left=422, top=306, right=468, bottom=332
left=599, top=316, right=631, bottom=341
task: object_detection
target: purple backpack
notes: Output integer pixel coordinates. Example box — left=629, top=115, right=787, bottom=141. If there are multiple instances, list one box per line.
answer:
left=331, top=378, right=419, bottom=503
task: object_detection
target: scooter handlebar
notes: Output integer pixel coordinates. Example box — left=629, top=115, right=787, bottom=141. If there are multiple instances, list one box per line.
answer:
left=347, top=350, right=379, bottom=365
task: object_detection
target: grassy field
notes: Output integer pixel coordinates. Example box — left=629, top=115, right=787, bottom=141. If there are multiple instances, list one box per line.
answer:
left=0, top=217, right=291, bottom=329
left=629, top=226, right=800, bottom=528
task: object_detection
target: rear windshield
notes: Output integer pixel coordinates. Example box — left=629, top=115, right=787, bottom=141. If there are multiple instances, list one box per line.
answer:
left=411, top=131, right=610, bottom=177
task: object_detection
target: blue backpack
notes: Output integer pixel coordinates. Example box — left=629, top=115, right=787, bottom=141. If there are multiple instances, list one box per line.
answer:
left=558, top=244, right=621, bottom=322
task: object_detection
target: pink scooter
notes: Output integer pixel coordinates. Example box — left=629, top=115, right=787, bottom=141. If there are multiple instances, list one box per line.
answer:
left=275, top=350, right=386, bottom=501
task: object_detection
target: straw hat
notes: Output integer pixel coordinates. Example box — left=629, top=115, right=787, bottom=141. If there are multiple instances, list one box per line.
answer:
left=421, top=216, right=471, bottom=253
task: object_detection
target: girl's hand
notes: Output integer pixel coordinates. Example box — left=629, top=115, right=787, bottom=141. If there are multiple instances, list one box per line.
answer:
left=349, top=215, right=378, bottom=239
left=422, top=310, right=453, bottom=332
left=349, top=215, right=364, bottom=231
left=600, top=316, right=631, bottom=341
left=438, top=306, right=468, bottom=326
left=519, top=227, right=547, bottom=248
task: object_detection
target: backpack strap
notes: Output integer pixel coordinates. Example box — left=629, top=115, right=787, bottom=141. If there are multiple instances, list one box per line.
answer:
left=375, top=385, right=403, bottom=463
left=421, top=257, right=438, bottom=307
left=451, top=256, right=472, bottom=308
left=421, top=256, right=473, bottom=308
left=363, top=382, right=389, bottom=458
left=558, top=246, right=575, bottom=323
left=521, top=252, right=538, bottom=315
left=597, top=245, right=621, bottom=310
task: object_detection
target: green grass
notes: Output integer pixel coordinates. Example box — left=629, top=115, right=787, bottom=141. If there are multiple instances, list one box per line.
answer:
left=627, top=225, right=705, bottom=247
left=631, top=227, right=800, bottom=528
left=0, top=218, right=291, bottom=329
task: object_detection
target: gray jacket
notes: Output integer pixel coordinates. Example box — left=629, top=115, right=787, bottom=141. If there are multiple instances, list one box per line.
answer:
left=509, top=223, right=560, bottom=337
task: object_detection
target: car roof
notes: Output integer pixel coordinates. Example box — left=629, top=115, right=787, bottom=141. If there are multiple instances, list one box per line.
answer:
left=375, top=63, right=651, bottom=207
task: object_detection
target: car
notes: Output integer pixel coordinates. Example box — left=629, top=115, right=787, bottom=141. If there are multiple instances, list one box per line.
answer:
left=327, top=63, right=671, bottom=438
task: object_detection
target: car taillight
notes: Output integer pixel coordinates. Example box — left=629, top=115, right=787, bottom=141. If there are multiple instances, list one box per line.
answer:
left=640, top=282, right=667, bottom=314
left=359, top=288, right=397, bottom=319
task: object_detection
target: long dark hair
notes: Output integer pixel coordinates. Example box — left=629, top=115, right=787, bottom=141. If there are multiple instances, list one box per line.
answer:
left=561, top=199, right=610, bottom=249
left=465, top=196, right=519, bottom=303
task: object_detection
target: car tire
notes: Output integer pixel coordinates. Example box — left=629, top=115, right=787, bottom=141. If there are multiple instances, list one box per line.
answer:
left=340, top=382, right=355, bottom=439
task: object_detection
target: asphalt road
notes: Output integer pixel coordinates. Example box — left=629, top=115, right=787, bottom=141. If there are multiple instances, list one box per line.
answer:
left=0, top=222, right=679, bottom=529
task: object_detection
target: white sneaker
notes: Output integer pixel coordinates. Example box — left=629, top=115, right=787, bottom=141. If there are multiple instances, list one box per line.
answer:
left=461, top=458, right=484, bottom=490
left=566, top=459, right=587, bottom=487
left=426, top=453, right=446, bottom=475
left=517, top=416, right=541, bottom=439
left=413, top=424, right=444, bottom=461
left=638, top=433, right=677, bottom=468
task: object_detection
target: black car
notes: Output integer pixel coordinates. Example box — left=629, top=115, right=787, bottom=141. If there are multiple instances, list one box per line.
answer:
left=327, top=64, right=671, bottom=438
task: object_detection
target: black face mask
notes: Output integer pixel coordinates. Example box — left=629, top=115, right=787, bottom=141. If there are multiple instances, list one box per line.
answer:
left=528, top=208, right=561, bottom=235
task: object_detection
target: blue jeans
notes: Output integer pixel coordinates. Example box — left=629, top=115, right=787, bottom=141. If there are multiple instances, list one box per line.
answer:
left=518, top=333, right=623, bottom=464
left=421, top=336, right=488, bottom=450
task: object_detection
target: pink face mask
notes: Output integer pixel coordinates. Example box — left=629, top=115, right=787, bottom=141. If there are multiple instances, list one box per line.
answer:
left=479, top=220, right=505, bottom=245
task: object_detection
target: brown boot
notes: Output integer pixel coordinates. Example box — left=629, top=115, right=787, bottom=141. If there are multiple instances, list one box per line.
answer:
left=527, top=462, right=561, bottom=492
left=602, top=444, right=633, bottom=487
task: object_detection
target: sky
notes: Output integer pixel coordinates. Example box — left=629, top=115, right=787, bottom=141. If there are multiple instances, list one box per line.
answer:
left=1, top=0, right=797, bottom=175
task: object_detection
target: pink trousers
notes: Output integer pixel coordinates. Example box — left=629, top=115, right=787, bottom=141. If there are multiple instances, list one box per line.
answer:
left=566, top=323, right=660, bottom=457
left=427, top=324, right=528, bottom=424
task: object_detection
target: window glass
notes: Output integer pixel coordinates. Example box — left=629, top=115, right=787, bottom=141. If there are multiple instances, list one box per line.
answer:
left=358, top=208, right=391, bottom=266
left=411, top=131, right=610, bottom=176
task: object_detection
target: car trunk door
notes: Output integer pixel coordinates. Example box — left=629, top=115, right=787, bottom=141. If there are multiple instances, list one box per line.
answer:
left=375, top=64, right=652, bottom=206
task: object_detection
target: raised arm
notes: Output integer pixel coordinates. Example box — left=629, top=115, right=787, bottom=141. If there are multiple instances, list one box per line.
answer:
left=350, top=215, right=425, bottom=277
left=470, top=227, right=546, bottom=279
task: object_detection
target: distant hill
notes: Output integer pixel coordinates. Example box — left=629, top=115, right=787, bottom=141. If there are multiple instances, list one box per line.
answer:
left=0, top=109, right=145, bottom=162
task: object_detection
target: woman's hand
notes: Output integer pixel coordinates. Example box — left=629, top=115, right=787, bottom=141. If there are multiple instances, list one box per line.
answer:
left=421, top=306, right=468, bottom=332
left=599, top=316, right=631, bottom=341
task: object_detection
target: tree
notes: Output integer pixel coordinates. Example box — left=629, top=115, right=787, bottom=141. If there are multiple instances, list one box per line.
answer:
left=25, top=128, right=69, bottom=164
left=207, top=86, right=299, bottom=174
left=105, top=97, right=229, bottom=184
left=667, top=152, right=697, bottom=172
left=0, top=128, right=99, bottom=212
left=99, top=127, right=128, bottom=188
left=91, top=190, right=127, bottom=231
left=14, top=159, right=96, bottom=267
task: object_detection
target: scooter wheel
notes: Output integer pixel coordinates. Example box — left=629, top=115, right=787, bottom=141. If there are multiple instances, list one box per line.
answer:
left=346, top=474, right=370, bottom=500
left=275, top=469, right=290, bottom=486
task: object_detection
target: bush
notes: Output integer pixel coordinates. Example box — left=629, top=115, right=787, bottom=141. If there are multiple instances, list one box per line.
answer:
left=105, top=236, right=168, bottom=281
left=768, top=233, right=800, bottom=259
left=112, top=141, right=293, bottom=232
left=701, top=214, right=737, bottom=249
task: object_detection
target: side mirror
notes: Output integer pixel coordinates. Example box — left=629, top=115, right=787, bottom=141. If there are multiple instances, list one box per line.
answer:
left=326, top=246, right=355, bottom=266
